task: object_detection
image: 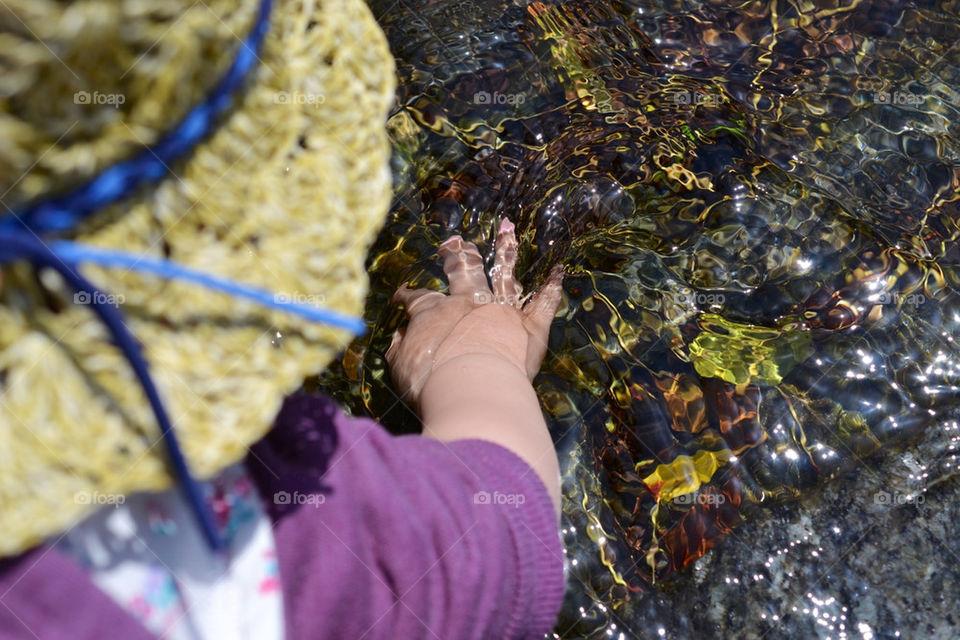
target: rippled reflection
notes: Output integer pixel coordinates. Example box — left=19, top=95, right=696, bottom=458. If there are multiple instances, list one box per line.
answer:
left=319, top=0, right=960, bottom=636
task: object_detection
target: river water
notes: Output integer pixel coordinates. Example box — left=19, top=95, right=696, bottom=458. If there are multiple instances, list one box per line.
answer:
left=320, top=0, right=960, bottom=636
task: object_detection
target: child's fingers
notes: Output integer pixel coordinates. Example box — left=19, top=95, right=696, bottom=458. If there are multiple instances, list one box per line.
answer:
left=393, top=284, right=445, bottom=316
left=490, top=218, right=524, bottom=304
left=385, top=326, right=406, bottom=366
left=521, top=265, right=565, bottom=377
left=439, top=235, right=490, bottom=296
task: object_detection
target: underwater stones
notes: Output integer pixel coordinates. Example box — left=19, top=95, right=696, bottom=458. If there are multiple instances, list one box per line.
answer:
left=324, top=0, right=960, bottom=635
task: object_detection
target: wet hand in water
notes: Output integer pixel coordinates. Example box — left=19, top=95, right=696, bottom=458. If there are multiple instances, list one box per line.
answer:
left=386, top=219, right=564, bottom=407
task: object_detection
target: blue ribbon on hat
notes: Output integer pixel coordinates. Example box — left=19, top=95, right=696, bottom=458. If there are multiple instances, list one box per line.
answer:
left=0, top=0, right=364, bottom=552
left=0, top=0, right=273, bottom=235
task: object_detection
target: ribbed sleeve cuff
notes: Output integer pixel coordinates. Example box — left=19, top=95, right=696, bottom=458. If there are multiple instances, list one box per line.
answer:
left=447, top=438, right=566, bottom=639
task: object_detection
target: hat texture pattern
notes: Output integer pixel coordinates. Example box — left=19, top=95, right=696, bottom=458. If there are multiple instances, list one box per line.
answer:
left=0, top=0, right=396, bottom=557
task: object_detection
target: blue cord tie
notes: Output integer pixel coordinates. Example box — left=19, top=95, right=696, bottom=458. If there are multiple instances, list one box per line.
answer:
left=49, top=241, right=366, bottom=333
left=0, top=0, right=364, bottom=552
left=0, top=232, right=226, bottom=550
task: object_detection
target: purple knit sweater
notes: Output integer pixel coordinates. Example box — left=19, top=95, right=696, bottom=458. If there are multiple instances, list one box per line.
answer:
left=0, top=394, right=565, bottom=639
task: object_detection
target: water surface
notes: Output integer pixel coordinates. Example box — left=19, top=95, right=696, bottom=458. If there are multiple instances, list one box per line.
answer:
left=320, top=0, right=960, bottom=636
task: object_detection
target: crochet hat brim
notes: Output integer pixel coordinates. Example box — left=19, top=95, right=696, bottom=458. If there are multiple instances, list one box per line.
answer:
left=0, top=0, right=396, bottom=557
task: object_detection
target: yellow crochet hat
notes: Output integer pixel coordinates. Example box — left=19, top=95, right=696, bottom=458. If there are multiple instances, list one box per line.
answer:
left=0, top=0, right=395, bottom=556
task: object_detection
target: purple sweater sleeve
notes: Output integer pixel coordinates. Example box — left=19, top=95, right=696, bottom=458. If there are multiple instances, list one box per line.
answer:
left=0, top=393, right=565, bottom=639
left=248, top=393, right=566, bottom=640
left=0, top=549, right=154, bottom=640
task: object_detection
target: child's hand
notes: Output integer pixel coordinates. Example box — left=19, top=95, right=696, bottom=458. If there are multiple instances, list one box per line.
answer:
left=386, top=219, right=564, bottom=406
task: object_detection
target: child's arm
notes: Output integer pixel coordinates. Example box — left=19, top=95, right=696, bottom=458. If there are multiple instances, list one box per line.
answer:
left=386, top=219, right=564, bottom=515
